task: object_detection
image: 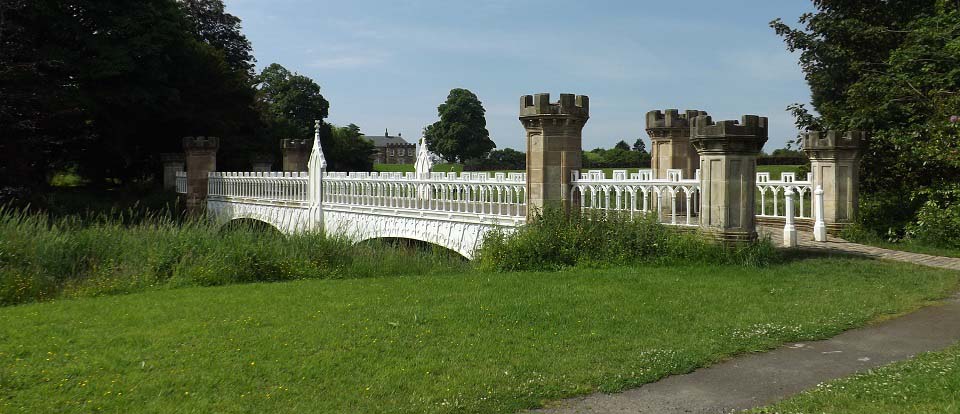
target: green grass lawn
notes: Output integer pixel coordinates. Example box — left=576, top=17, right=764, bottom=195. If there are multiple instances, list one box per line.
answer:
left=1, top=257, right=956, bottom=413
left=751, top=343, right=960, bottom=414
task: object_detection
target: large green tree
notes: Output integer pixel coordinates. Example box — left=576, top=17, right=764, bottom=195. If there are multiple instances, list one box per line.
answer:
left=0, top=0, right=260, bottom=191
left=328, top=124, right=375, bottom=172
left=178, top=0, right=255, bottom=76
left=256, top=63, right=330, bottom=141
left=772, top=0, right=960, bottom=234
left=423, top=89, right=495, bottom=163
left=255, top=64, right=374, bottom=171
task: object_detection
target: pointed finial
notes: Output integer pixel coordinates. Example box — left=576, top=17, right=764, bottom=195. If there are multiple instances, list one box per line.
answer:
left=385, top=128, right=389, bottom=137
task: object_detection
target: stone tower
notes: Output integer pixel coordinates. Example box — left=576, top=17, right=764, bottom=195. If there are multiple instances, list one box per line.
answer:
left=519, top=93, right=589, bottom=217
left=281, top=139, right=310, bottom=172
left=182, top=136, right=219, bottom=214
left=803, top=130, right=865, bottom=233
left=160, top=153, right=185, bottom=190
left=646, top=109, right=707, bottom=180
left=691, top=115, right=768, bottom=243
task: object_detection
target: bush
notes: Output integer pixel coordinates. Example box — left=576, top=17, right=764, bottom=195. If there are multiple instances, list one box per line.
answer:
left=906, top=201, right=960, bottom=249
left=476, top=208, right=779, bottom=272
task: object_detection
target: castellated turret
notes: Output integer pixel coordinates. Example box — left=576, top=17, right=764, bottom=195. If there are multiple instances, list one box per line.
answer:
left=518, top=93, right=590, bottom=217
left=689, top=114, right=768, bottom=243
left=281, top=138, right=311, bottom=172
left=645, top=109, right=708, bottom=180
left=645, top=109, right=708, bottom=137
left=691, top=115, right=769, bottom=154
left=281, top=138, right=311, bottom=150
left=801, top=130, right=867, bottom=231
left=802, top=130, right=866, bottom=151
left=519, top=93, right=589, bottom=120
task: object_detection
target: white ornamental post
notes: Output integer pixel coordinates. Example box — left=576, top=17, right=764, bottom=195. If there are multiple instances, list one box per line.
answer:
left=783, top=186, right=798, bottom=247
left=307, top=120, right=328, bottom=233
left=813, top=185, right=826, bottom=242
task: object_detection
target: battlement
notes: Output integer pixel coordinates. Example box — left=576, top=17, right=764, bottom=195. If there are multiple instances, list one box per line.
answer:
left=646, top=109, right=708, bottom=129
left=281, top=138, right=310, bottom=150
left=182, top=136, right=219, bottom=150
left=519, top=93, right=589, bottom=119
left=383, top=142, right=414, bottom=148
left=802, top=130, right=866, bottom=150
left=160, top=153, right=184, bottom=163
left=250, top=154, right=274, bottom=164
left=691, top=115, right=768, bottom=139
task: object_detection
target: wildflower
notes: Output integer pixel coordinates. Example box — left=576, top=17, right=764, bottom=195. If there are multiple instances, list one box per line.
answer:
left=951, top=115, right=959, bottom=123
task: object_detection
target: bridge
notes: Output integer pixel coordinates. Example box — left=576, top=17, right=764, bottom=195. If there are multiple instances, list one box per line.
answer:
left=172, top=94, right=864, bottom=259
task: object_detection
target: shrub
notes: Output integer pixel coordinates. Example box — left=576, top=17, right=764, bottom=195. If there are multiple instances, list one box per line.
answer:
left=476, top=208, right=779, bottom=272
left=905, top=201, right=960, bottom=249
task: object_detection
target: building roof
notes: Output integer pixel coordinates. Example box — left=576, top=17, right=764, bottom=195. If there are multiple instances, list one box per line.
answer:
left=361, top=129, right=412, bottom=147
left=362, top=135, right=411, bottom=147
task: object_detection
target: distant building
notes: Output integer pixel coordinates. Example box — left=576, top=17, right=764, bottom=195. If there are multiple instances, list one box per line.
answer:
left=362, top=129, right=416, bottom=164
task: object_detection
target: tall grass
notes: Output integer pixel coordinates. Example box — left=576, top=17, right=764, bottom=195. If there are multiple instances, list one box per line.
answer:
left=0, top=208, right=466, bottom=306
left=476, top=209, right=779, bottom=271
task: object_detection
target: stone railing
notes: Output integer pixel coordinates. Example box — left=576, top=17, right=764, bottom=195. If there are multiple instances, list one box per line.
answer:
left=175, top=171, right=187, bottom=194
left=322, top=171, right=527, bottom=222
left=570, top=169, right=701, bottom=226
left=756, top=172, right=813, bottom=219
left=207, top=172, right=309, bottom=204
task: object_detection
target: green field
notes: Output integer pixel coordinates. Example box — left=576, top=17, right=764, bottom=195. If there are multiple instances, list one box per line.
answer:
left=0, top=257, right=956, bottom=413
left=752, top=343, right=960, bottom=414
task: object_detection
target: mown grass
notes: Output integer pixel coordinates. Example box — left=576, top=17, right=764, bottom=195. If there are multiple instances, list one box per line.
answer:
left=0, top=258, right=956, bottom=413
left=750, top=343, right=960, bottom=414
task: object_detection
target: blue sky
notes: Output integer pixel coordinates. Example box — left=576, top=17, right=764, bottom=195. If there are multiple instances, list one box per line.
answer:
left=224, top=0, right=816, bottom=151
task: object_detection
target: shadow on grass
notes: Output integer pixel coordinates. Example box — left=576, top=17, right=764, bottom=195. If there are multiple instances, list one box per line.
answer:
left=780, top=247, right=878, bottom=263
left=355, top=237, right=469, bottom=262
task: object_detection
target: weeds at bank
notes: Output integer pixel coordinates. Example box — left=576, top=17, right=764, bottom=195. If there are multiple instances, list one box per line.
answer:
left=0, top=209, right=466, bottom=306
left=0, top=205, right=783, bottom=306
left=477, top=209, right=779, bottom=272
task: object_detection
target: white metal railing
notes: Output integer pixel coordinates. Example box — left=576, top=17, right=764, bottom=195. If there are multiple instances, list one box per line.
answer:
left=571, top=169, right=701, bottom=226
left=756, top=172, right=813, bottom=219
left=322, top=171, right=527, bottom=219
left=207, top=172, right=308, bottom=204
left=175, top=171, right=187, bottom=194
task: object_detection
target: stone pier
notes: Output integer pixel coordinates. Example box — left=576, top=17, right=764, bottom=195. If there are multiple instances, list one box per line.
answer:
left=691, top=115, right=768, bottom=243
left=519, top=93, right=589, bottom=217
left=183, top=136, right=219, bottom=214
left=281, top=139, right=310, bottom=172
left=160, top=153, right=185, bottom=190
left=251, top=154, right=274, bottom=172
left=803, top=130, right=865, bottom=234
left=646, top=109, right=707, bottom=180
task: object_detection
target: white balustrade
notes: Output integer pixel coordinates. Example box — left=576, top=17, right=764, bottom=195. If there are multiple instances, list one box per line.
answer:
left=207, top=172, right=309, bottom=204
left=813, top=185, right=827, bottom=242
left=322, top=171, right=527, bottom=219
left=175, top=171, right=187, bottom=194
left=756, top=172, right=813, bottom=219
left=570, top=169, right=701, bottom=227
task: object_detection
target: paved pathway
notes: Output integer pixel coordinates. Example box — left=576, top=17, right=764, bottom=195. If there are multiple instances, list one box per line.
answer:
left=757, top=225, right=960, bottom=271
left=529, top=229, right=960, bottom=414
